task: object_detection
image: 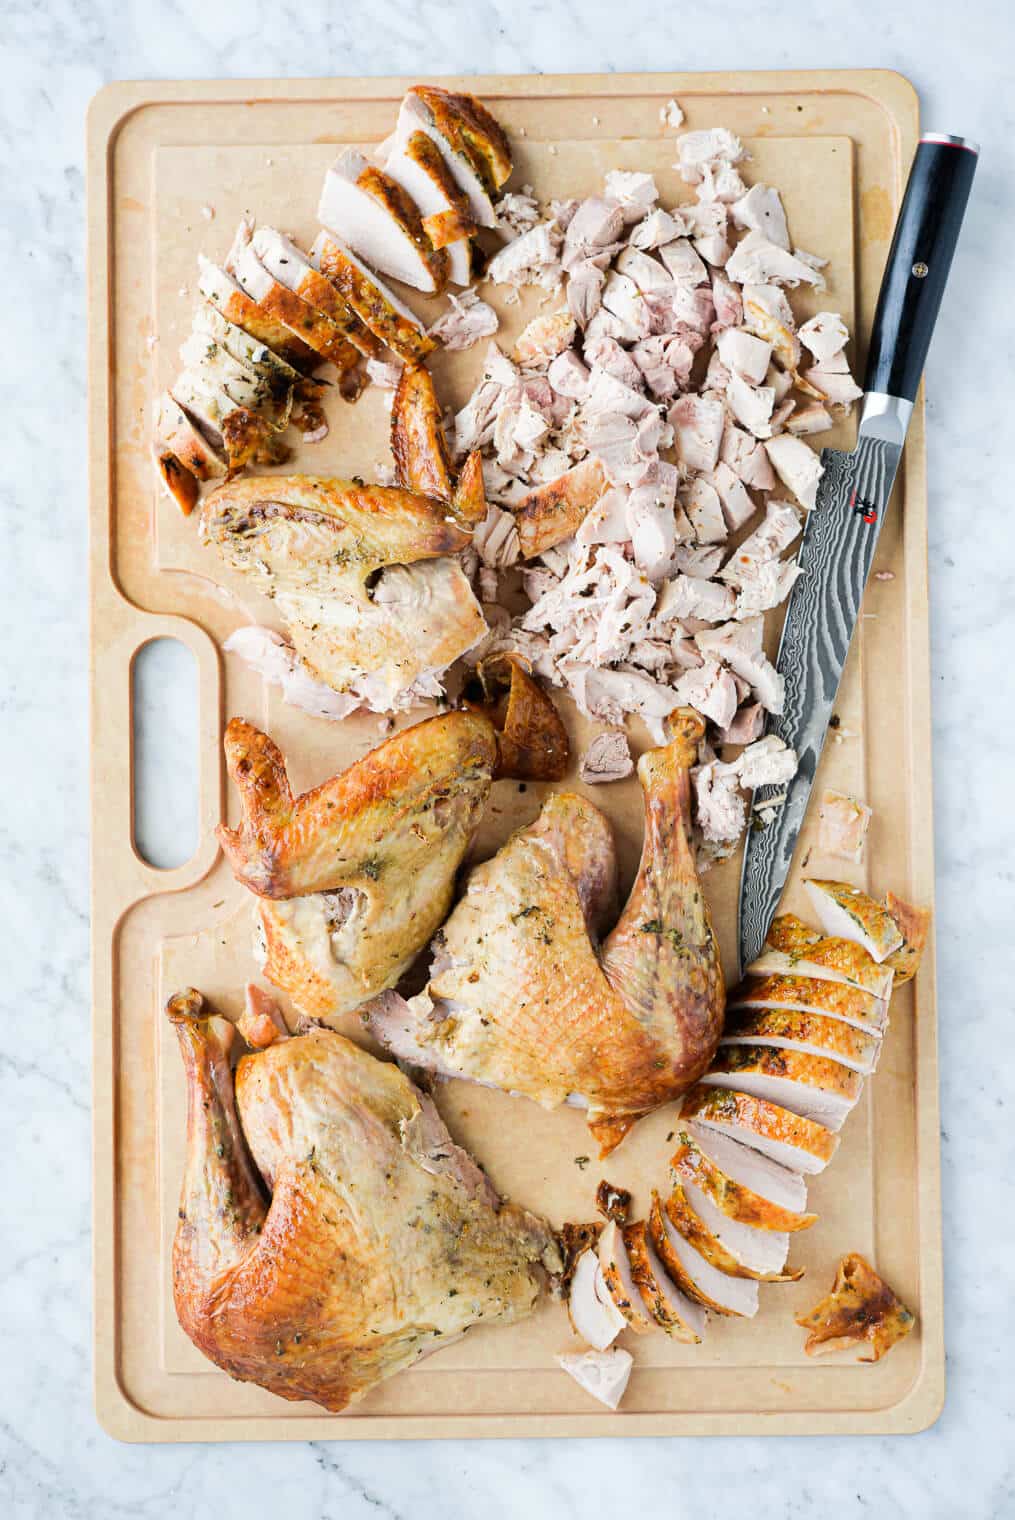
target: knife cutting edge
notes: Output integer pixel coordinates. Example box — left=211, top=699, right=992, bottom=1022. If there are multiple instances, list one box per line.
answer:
left=737, top=133, right=979, bottom=975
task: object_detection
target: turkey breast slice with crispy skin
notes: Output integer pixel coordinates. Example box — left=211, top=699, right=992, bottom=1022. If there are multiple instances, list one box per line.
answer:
left=312, top=232, right=435, bottom=362
left=750, top=915, right=895, bottom=999
left=672, top=1125, right=816, bottom=1231
left=250, top=227, right=381, bottom=358
left=319, top=148, right=449, bottom=294
left=721, top=1007, right=881, bottom=1076
left=567, top=1248, right=627, bottom=1350
left=622, top=1219, right=707, bottom=1340
left=703, top=1046, right=864, bottom=1132
left=727, top=973, right=888, bottom=1035
left=649, top=1191, right=759, bottom=1317
left=154, top=392, right=226, bottom=480
left=385, top=128, right=477, bottom=286
left=398, top=87, right=511, bottom=229
left=597, top=1220, right=654, bottom=1332
left=230, top=237, right=360, bottom=371
left=803, top=879, right=904, bottom=964
left=665, top=1181, right=798, bottom=1280
left=197, top=255, right=319, bottom=371
left=680, top=1085, right=839, bottom=1174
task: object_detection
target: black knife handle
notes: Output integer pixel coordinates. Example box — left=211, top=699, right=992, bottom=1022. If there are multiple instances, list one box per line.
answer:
left=863, top=134, right=978, bottom=404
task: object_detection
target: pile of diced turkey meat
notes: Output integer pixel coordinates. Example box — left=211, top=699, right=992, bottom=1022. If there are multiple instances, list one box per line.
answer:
left=442, top=125, right=862, bottom=858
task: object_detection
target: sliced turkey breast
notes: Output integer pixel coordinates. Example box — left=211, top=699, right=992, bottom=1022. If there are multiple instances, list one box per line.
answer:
left=397, top=88, right=508, bottom=229
left=703, top=1045, right=864, bottom=1132
left=751, top=915, right=895, bottom=999
left=154, top=392, right=226, bottom=481
left=648, top=1192, right=759, bottom=1317
left=722, top=1008, right=881, bottom=1076
left=231, top=237, right=360, bottom=371
left=665, top=1181, right=799, bottom=1280
left=803, top=879, right=905, bottom=964
left=622, top=1219, right=707, bottom=1341
left=311, top=232, right=435, bottom=363
left=597, top=1220, right=654, bottom=1332
left=385, top=128, right=478, bottom=286
left=197, top=256, right=319, bottom=372
left=178, top=331, right=292, bottom=430
left=672, top=1126, right=816, bottom=1231
left=727, top=973, right=888, bottom=1035
left=170, top=369, right=269, bottom=470
left=192, top=302, right=301, bottom=393
left=319, top=148, right=449, bottom=294
left=249, top=227, right=381, bottom=358
left=680, top=1084, right=839, bottom=1175
left=567, top=1247, right=627, bottom=1350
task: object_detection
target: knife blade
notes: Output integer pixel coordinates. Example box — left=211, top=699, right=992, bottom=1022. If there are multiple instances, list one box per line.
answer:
left=737, top=133, right=979, bottom=974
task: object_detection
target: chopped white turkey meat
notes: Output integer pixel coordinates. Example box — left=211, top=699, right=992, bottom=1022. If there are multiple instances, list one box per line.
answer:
left=670, top=394, right=725, bottom=473
left=722, top=499, right=801, bottom=576
left=707, top=461, right=757, bottom=532
left=567, top=1249, right=627, bottom=1349
left=787, top=401, right=834, bottom=436
left=765, top=434, right=824, bottom=510
left=726, top=373, right=776, bottom=439
left=583, top=334, right=644, bottom=389
left=793, top=248, right=829, bottom=275
left=580, top=729, right=635, bottom=784
left=573, top=666, right=681, bottom=743
left=683, top=201, right=731, bottom=267
left=566, top=259, right=606, bottom=327
left=549, top=198, right=580, bottom=231
left=496, top=188, right=542, bottom=240
left=628, top=335, right=696, bottom=400
left=429, top=287, right=499, bottom=350
left=224, top=627, right=359, bottom=721
left=720, top=422, right=777, bottom=490
left=575, top=486, right=631, bottom=546
left=452, top=344, right=516, bottom=457
left=696, top=161, right=748, bottom=205
left=582, top=365, right=659, bottom=423
left=726, top=231, right=826, bottom=290
left=804, top=367, right=864, bottom=407
left=694, top=760, right=747, bottom=843
left=710, top=271, right=744, bottom=330
left=696, top=617, right=785, bottom=714
left=661, top=98, right=685, bottom=129
left=720, top=701, right=766, bottom=745
left=742, top=284, right=801, bottom=369
left=627, top=485, right=678, bottom=580
left=603, top=169, right=659, bottom=224
left=676, top=128, right=745, bottom=185
left=681, top=477, right=727, bottom=544
left=734, top=735, right=798, bottom=790
left=673, top=543, right=725, bottom=579
left=547, top=348, right=591, bottom=400
left=600, top=271, right=654, bottom=338
left=486, top=221, right=563, bottom=290
left=665, top=283, right=717, bottom=336
left=818, top=790, right=873, bottom=862
left=703, top=351, right=731, bottom=392
left=798, top=310, right=849, bottom=363
left=717, top=327, right=773, bottom=385
left=655, top=572, right=736, bottom=625
left=515, top=308, right=577, bottom=366
left=674, top=661, right=739, bottom=729
left=494, top=393, right=552, bottom=474
left=730, top=184, right=791, bottom=250
left=473, top=505, right=521, bottom=568
left=615, top=245, right=675, bottom=294
left=556, top=1348, right=633, bottom=1411
left=563, top=197, right=626, bottom=270
left=628, top=207, right=689, bottom=250
left=658, top=238, right=708, bottom=287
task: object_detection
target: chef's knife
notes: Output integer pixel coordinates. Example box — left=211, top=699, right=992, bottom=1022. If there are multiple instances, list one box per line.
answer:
left=737, top=133, right=978, bottom=974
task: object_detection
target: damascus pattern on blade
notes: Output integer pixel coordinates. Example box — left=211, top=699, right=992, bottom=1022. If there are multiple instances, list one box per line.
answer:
left=738, top=434, right=903, bottom=971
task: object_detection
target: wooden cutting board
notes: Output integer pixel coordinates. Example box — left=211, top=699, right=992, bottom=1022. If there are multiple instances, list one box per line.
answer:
left=88, top=69, right=942, bottom=1440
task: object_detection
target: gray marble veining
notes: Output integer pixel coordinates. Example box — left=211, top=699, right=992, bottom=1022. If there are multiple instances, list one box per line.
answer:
left=3, top=1, right=1014, bottom=1514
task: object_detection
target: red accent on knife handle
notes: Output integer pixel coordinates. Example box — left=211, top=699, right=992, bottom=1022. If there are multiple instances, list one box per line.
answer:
left=863, top=137, right=977, bottom=405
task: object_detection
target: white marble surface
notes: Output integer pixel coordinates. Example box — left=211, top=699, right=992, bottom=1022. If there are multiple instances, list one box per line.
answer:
left=4, top=2, right=1014, bottom=1515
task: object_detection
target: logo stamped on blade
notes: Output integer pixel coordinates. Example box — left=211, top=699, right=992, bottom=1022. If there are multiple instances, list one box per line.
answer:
left=849, top=488, right=878, bottom=525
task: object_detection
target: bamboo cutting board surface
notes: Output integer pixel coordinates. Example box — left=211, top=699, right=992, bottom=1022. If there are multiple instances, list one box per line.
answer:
left=88, top=70, right=942, bottom=1440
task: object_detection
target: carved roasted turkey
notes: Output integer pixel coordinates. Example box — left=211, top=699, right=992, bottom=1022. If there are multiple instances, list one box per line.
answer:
left=369, top=708, right=725, bottom=1155
left=169, top=989, right=560, bottom=1412
left=220, top=660, right=567, bottom=1023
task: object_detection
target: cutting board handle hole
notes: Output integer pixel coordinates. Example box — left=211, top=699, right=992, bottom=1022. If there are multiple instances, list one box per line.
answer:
left=131, top=637, right=199, bottom=870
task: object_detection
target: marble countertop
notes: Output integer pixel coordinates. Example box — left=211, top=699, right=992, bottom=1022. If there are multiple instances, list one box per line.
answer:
left=4, top=1, right=1014, bottom=1514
